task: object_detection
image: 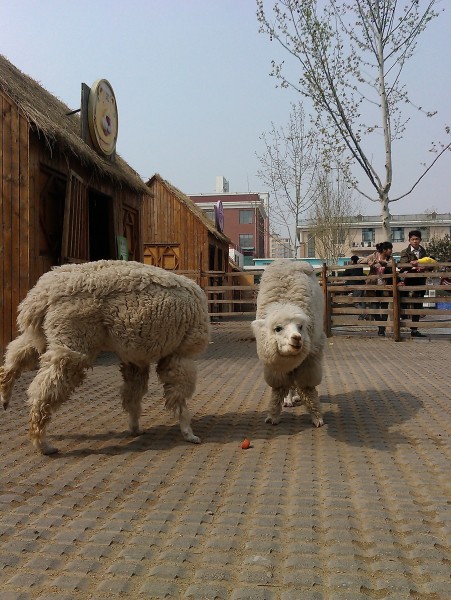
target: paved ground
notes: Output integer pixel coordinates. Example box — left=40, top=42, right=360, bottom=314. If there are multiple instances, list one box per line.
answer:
left=1, top=321, right=450, bottom=600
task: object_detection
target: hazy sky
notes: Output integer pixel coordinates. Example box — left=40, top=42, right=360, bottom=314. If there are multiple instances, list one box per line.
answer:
left=2, top=0, right=450, bottom=220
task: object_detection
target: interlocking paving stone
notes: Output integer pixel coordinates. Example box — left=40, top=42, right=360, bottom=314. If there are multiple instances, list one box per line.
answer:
left=1, top=322, right=450, bottom=599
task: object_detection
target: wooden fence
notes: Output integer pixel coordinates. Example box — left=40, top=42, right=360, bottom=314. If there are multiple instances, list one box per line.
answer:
left=182, top=261, right=451, bottom=341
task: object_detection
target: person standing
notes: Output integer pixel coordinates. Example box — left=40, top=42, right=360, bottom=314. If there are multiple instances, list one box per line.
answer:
left=358, top=242, right=393, bottom=336
left=398, top=230, right=427, bottom=338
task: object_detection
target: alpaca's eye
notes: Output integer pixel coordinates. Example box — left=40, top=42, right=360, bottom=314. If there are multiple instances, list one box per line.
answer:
left=297, top=324, right=303, bottom=333
left=274, top=325, right=283, bottom=333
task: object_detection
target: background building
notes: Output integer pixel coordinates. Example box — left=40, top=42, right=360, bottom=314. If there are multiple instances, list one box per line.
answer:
left=190, top=178, right=270, bottom=266
left=298, top=212, right=451, bottom=259
left=270, top=234, right=295, bottom=259
left=144, top=174, right=231, bottom=287
left=0, top=55, right=149, bottom=356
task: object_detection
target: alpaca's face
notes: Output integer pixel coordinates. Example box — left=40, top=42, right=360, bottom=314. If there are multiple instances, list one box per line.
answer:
left=270, top=315, right=307, bottom=356
left=252, top=305, right=311, bottom=367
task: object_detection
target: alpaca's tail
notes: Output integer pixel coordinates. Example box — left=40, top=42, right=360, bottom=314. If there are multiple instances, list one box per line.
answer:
left=1, top=330, right=44, bottom=409
left=16, top=275, right=52, bottom=333
left=1, top=275, right=50, bottom=408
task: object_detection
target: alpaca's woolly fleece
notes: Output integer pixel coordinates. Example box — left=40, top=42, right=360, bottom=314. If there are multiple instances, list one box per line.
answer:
left=16, top=260, right=210, bottom=362
left=251, top=260, right=325, bottom=427
left=252, top=260, right=324, bottom=370
left=1, top=260, right=210, bottom=454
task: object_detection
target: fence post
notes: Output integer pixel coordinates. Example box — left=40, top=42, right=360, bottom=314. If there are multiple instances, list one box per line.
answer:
left=322, top=262, right=332, bottom=337
left=391, top=257, right=401, bottom=342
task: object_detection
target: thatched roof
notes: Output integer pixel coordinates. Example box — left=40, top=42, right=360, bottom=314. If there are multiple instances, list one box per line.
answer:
left=0, top=54, right=149, bottom=195
left=148, top=174, right=231, bottom=245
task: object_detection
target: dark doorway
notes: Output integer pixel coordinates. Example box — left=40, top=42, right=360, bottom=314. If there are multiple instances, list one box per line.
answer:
left=39, top=167, right=66, bottom=269
left=209, top=244, right=216, bottom=271
left=89, top=190, right=114, bottom=260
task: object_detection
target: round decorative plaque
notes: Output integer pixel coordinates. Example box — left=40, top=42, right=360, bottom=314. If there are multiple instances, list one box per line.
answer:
left=87, top=79, right=118, bottom=156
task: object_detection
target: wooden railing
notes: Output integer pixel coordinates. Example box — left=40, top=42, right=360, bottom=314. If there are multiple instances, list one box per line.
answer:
left=205, top=271, right=260, bottom=317
left=193, top=262, right=451, bottom=340
left=324, top=260, right=451, bottom=340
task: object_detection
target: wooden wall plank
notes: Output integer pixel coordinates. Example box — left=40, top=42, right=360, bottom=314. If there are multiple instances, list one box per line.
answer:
left=2, top=97, right=13, bottom=353
left=10, top=103, right=21, bottom=339
left=18, top=114, right=30, bottom=301
left=0, top=96, right=4, bottom=351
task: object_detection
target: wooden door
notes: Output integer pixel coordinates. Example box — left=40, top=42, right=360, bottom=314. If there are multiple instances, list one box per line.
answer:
left=143, top=244, right=180, bottom=269
left=61, top=171, right=89, bottom=263
left=122, top=205, right=140, bottom=261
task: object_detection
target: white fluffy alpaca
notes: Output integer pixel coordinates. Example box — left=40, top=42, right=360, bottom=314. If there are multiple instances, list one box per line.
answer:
left=1, top=260, right=210, bottom=454
left=251, top=260, right=325, bottom=427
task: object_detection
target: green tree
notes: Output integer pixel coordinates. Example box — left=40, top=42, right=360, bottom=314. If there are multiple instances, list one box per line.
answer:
left=256, top=0, right=450, bottom=241
left=425, top=234, right=451, bottom=262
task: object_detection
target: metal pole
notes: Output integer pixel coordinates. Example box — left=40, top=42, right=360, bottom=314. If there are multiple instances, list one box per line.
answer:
left=322, top=262, right=331, bottom=337
left=391, top=257, right=401, bottom=341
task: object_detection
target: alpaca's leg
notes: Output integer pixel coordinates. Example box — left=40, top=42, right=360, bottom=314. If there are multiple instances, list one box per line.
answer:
left=1, top=331, right=44, bottom=409
left=156, top=355, right=200, bottom=444
left=283, top=387, right=300, bottom=407
left=299, top=386, right=324, bottom=427
left=265, top=387, right=285, bottom=425
left=28, top=348, right=89, bottom=454
left=283, top=388, right=294, bottom=407
left=120, top=363, right=149, bottom=435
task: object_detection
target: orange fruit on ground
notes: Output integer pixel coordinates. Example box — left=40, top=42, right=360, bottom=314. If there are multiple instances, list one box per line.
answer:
left=241, top=439, right=251, bottom=449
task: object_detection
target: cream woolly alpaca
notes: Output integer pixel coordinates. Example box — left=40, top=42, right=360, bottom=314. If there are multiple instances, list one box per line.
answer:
left=0, top=260, right=210, bottom=454
left=251, top=260, right=325, bottom=427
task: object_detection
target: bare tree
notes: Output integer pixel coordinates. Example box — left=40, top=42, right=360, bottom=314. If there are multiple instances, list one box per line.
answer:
left=256, top=0, right=450, bottom=240
left=256, top=102, right=319, bottom=256
left=306, top=170, right=358, bottom=264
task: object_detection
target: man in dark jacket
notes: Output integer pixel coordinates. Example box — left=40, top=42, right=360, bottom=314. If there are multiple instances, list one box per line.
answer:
left=398, top=230, right=427, bottom=338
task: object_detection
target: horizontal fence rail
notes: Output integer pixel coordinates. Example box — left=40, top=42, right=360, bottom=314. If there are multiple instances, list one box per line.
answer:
left=196, top=262, right=451, bottom=341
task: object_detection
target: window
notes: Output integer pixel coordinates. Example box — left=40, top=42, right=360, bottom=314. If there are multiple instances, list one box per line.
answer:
left=239, top=234, right=254, bottom=249
left=362, top=228, right=375, bottom=243
left=391, top=227, right=404, bottom=242
left=239, top=210, right=253, bottom=224
left=307, top=236, right=315, bottom=258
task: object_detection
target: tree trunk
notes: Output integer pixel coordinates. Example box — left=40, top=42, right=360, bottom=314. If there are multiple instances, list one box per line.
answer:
left=379, top=193, right=391, bottom=241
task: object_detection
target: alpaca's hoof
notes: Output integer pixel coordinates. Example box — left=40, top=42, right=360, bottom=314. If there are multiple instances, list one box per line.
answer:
left=32, top=435, right=59, bottom=455
left=129, top=428, right=143, bottom=437
left=265, top=415, right=280, bottom=425
left=183, top=432, right=201, bottom=444
left=42, top=446, right=59, bottom=455
left=312, top=416, right=324, bottom=427
left=40, top=443, right=59, bottom=455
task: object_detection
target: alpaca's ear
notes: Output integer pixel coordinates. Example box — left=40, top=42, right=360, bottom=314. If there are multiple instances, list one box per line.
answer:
left=251, top=319, right=265, bottom=334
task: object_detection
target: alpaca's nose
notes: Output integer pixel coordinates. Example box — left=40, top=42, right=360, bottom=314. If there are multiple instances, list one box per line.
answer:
left=291, top=332, right=302, bottom=341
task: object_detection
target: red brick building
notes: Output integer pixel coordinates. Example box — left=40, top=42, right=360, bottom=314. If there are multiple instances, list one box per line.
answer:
left=189, top=192, right=270, bottom=266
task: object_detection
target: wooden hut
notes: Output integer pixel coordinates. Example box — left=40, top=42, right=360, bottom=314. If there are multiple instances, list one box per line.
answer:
left=144, top=174, right=231, bottom=287
left=0, top=55, right=149, bottom=355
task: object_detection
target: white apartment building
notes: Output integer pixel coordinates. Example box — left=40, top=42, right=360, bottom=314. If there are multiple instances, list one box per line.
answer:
left=270, top=234, right=295, bottom=259
left=297, top=212, right=451, bottom=258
